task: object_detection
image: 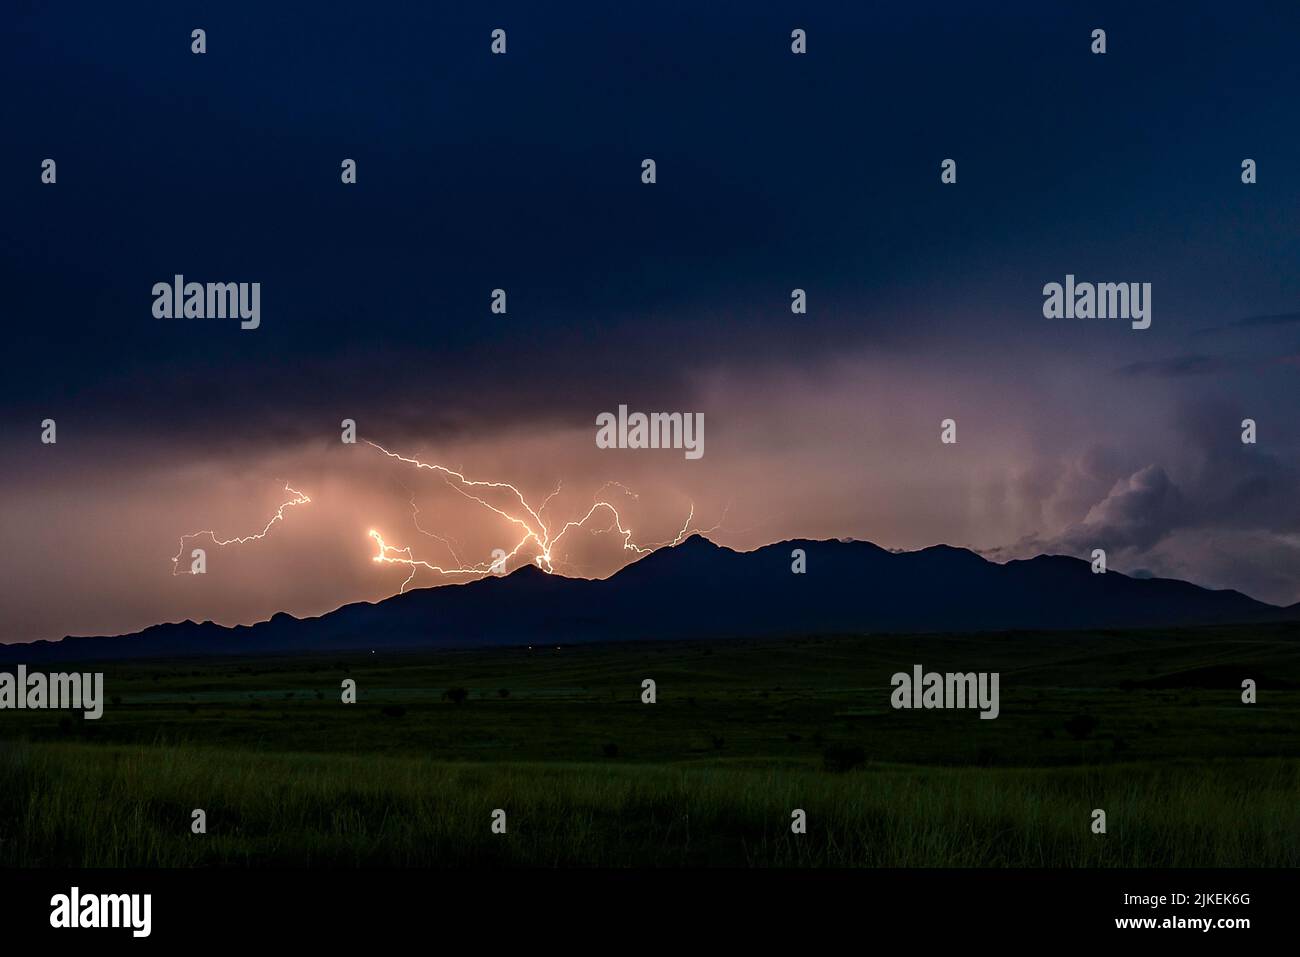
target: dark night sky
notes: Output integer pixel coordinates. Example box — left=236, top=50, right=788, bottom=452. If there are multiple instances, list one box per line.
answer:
left=2, top=1, right=1298, bottom=643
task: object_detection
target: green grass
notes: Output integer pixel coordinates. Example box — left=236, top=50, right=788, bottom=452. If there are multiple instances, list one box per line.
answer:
left=3, top=743, right=1295, bottom=867
left=2, top=624, right=1298, bottom=866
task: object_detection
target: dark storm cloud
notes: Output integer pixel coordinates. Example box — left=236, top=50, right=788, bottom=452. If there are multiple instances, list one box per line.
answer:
left=2, top=1, right=1300, bottom=638
left=1232, top=312, right=1300, bottom=328
left=5, top=0, right=1297, bottom=451
left=1169, top=399, right=1300, bottom=532
left=1116, top=355, right=1236, bottom=378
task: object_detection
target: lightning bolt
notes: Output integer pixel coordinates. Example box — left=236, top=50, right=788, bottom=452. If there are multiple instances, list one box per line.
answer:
left=171, top=484, right=312, bottom=575
left=400, top=482, right=470, bottom=568
left=368, top=528, right=497, bottom=592
left=365, top=440, right=723, bottom=592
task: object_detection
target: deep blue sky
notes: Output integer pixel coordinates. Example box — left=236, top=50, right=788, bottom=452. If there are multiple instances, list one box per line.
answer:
left=2, top=1, right=1298, bottom=641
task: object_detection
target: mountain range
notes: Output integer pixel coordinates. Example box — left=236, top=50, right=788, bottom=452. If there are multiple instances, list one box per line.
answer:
left=2, top=535, right=1296, bottom=661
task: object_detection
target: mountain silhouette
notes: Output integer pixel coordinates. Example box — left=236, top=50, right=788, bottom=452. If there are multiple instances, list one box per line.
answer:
left=3, top=535, right=1296, bottom=661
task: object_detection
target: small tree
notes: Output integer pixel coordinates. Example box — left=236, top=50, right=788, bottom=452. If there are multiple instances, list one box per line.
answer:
left=445, top=686, right=469, bottom=706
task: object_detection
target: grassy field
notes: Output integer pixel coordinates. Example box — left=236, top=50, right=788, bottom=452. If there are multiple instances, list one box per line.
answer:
left=2, top=623, right=1298, bottom=866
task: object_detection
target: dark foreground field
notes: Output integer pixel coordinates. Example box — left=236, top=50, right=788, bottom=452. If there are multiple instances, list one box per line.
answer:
left=2, top=624, right=1298, bottom=866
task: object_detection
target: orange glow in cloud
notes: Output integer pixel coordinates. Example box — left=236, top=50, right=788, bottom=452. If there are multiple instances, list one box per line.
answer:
left=364, top=440, right=720, bottom=592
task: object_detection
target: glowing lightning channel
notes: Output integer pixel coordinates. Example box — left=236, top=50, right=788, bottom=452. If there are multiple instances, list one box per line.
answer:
left=171, top=484, right=312, bottom=575
left=364, top=440, right=723, bottom=592
left=368, top=528, right=499, bottom=593
left=402, top=484, right=469, bottom=568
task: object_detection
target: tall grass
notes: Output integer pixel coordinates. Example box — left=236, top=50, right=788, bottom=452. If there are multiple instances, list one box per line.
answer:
left=2, top=741, right=1295, bottom=867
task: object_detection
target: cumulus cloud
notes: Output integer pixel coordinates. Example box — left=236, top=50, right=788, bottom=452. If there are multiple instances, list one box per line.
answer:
left=984, top=398, right=1300, bottom=605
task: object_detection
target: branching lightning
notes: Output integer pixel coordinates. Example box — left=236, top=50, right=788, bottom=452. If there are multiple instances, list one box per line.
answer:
left=365, top=440, right=723, bottom=592
left=171, top=484, right=312, bottom=574
left=166, top=446, right=725, bottom=596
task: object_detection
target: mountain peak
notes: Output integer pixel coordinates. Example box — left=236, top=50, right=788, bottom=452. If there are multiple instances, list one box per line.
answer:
left=3, top=534, right=1293, bottom=662
left=507, top=562, right=551, bottom=579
